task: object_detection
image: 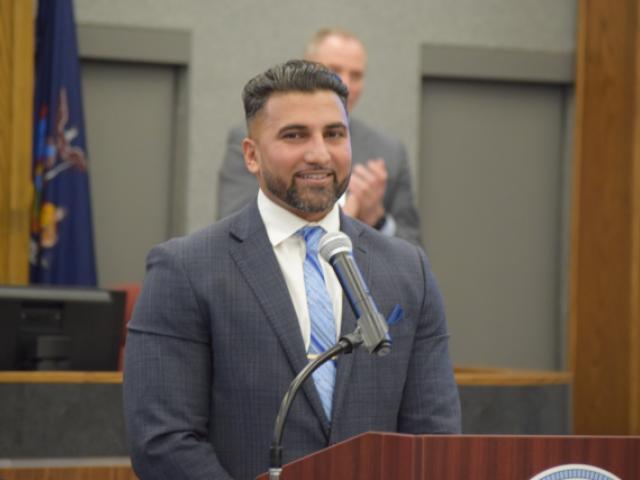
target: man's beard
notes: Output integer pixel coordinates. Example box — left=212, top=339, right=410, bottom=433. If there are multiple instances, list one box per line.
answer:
left=262, top=168, right=350, bottom=214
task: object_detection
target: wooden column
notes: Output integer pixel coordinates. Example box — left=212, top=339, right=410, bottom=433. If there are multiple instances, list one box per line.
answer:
left=0, top=0, right=33, bottom=285
left=632, top=0, right=640, bottom=436
left=571, top=0, right=640, bottom=434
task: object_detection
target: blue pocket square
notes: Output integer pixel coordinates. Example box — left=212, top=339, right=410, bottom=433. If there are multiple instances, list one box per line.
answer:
left=386, top=304, right=404, bottom=326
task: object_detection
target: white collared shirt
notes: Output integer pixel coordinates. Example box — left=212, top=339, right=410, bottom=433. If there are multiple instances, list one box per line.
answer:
left=257, top=189, right=343, bottom=350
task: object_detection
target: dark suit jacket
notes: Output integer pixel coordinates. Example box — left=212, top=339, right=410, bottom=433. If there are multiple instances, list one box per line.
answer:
left=216, top=118, right=422, bottom=245
left=124, top=202, right=460, bottom=480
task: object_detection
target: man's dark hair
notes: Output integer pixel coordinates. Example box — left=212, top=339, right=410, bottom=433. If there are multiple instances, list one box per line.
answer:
left=242, top=59, right=349, bottom=126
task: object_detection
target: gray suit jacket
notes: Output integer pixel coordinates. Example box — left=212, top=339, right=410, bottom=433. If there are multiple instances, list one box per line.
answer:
left=124, top=202, right=460, bottom=480
left=216, top=118, right=422, bottom=245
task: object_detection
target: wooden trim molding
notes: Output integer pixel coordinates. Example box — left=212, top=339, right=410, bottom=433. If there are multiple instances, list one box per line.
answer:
left=455, top=366, right=571, bottom=386
left=0, top=371, right=122, bottom=384
left=0, top=465, right=137, bottom=480
left=570, top=0, right=640, bottom=435
left=0, top=368, right=570, bottom=387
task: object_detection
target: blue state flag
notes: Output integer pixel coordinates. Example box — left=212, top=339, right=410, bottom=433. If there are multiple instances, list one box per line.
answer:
left=30, top=0, right=97, bottom=286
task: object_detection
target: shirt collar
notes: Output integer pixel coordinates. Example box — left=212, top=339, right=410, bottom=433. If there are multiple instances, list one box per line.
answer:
left=257, top=189, right=340, bottom=247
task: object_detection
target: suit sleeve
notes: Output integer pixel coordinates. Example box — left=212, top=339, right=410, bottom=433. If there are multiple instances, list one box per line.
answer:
left=123, top=243, right=234, bottom=480
left=383, top=142, right=422, bottom=246
left=397, top=246, right=461, bottom=434
left=215, top=127, right=259, bottom=220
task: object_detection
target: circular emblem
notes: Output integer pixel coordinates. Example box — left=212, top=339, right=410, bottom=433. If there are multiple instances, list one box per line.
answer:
left=530, top=464, right=621, bottom=480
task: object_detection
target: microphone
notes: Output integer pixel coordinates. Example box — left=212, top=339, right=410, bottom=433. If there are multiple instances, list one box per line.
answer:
left=318, top=231, right=391, bottom=356
left=268, top=231, right=395, bottom=478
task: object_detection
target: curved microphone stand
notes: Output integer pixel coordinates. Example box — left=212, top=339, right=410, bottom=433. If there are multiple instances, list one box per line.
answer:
left=268, top=331, right=363, bottom=480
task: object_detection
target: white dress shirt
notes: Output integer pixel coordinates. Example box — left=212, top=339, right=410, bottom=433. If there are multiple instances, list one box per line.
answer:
left=257, top=189, right=343, bottom=350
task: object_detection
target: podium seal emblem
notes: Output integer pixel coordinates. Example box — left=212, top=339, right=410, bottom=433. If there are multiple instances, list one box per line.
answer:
left=530, top=464, right=620, bottom=480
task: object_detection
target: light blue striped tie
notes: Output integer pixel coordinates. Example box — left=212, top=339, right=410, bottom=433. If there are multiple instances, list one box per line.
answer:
left=299, top=225, right=336, bottom=421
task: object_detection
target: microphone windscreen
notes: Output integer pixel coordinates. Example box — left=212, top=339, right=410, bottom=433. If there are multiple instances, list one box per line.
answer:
left=318, top=231, right=352, bottom=262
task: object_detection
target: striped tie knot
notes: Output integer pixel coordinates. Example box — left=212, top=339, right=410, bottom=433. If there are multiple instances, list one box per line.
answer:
left=299, top=225, right=325, bottom=256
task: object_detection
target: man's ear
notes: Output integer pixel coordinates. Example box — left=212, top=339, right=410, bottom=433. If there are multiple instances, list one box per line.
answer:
left=242, top=137, right=260, bottom=175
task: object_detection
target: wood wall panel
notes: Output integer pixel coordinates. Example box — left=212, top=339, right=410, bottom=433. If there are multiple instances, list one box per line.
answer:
left=631, top=0, right=640, bottom=435
left=571, top=0, right=640, bottom=434
left=0, top=0, right=33, bottom=285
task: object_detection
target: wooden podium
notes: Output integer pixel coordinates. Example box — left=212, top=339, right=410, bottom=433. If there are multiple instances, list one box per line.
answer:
left=257, top=432, right=640, bottom=479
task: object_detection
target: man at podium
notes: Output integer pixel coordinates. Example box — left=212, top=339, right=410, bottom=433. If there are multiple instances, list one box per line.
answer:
left=123, top=60, right=461, bottom=480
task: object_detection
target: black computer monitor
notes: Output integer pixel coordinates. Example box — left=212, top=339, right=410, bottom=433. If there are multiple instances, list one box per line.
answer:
left=0, top=285, right=125, bottom=371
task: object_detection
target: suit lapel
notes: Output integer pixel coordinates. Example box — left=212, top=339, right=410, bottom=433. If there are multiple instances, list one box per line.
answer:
left=228, top=203, right=331, bottom=436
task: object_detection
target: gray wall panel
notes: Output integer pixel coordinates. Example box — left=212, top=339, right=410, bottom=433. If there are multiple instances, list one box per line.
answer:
left=73, top=0, right=577, bottom=232
left=0, top=384, right=127, bottom=458
left=460, top=385, right=571, bottom=434
left=0, top=381, right=569, bottom=458
left=82, top=61, right=177, bottom=286
left=420, top=79, right=568, bottom=369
